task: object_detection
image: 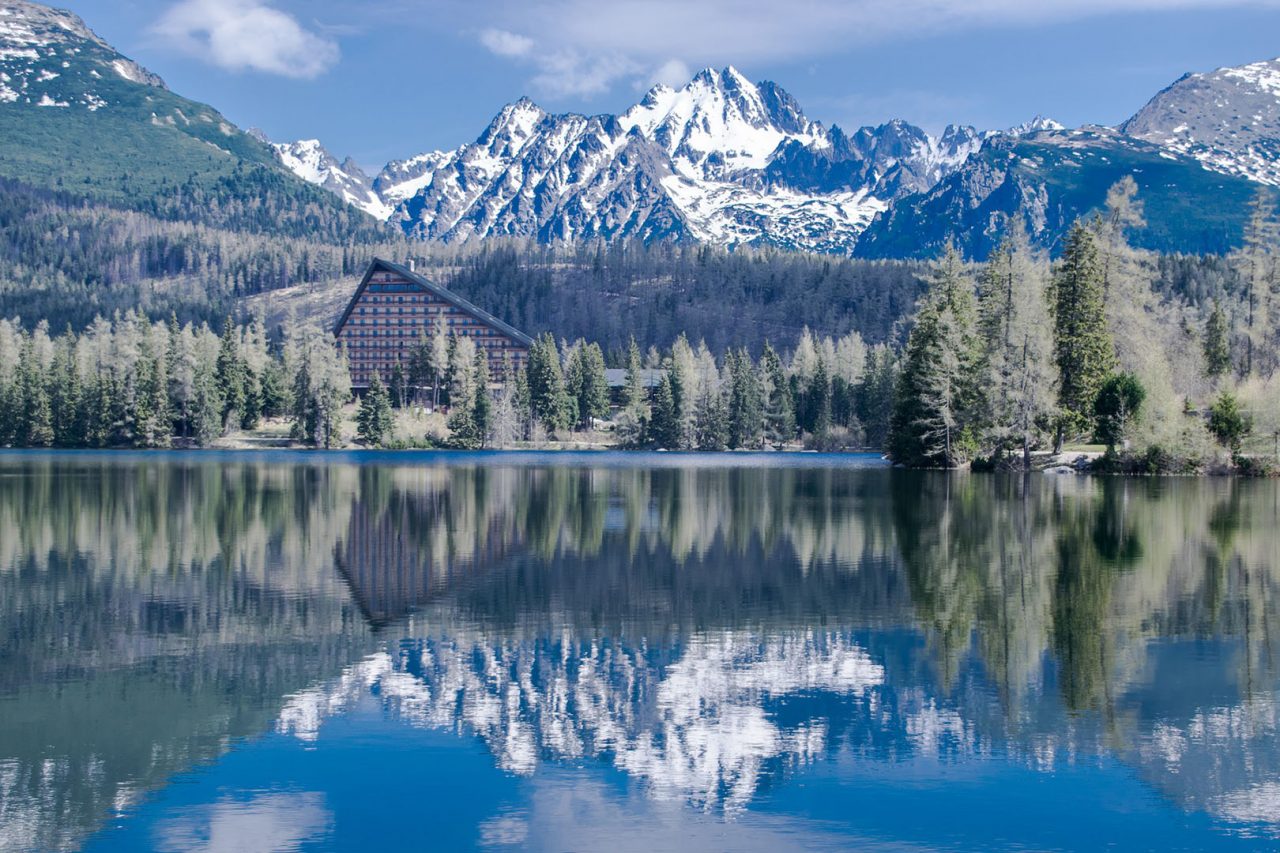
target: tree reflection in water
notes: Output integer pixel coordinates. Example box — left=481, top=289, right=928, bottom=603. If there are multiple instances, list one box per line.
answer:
left=1, top=455, right=1280, bottom=850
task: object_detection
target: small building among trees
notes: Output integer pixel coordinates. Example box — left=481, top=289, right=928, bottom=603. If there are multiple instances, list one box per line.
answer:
left=334, top=258, right=533, bottom=389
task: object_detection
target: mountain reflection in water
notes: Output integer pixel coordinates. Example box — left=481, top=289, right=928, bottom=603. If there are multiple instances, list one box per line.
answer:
left=1, top=453, right=1279, bottom=851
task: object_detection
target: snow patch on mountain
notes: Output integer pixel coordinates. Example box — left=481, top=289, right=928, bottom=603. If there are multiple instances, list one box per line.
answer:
left=1122, top=57, right=1280, bottom=186
left=271, top=138, right=391, bottom=219
left=0, top=0, right=166, bottom=113
left=1007, top=115, right=1065, bottom=136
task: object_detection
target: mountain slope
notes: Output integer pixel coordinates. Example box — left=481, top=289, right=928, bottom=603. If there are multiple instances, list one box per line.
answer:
left=1121, top=57, right=1280, bottom=186
left=855, top=128, right=1260, bottom=260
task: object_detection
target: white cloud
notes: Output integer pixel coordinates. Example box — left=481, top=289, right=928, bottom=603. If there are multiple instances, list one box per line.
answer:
left=649, top=59, right=691, bottom=90
left=154, top=792, right=331, bottom=853
left=153, top=0, right=340, bottom=79
left=461, top=0, right=1280, bottom=98
left=479, top=28, right=534, bottom=57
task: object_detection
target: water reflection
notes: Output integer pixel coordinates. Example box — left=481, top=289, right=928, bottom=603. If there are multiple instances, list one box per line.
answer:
left=2, top=454, right=1280, bottom=849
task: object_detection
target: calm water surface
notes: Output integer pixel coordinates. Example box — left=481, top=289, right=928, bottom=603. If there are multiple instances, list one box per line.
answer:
left=2, top=451, right=1280, bottom=851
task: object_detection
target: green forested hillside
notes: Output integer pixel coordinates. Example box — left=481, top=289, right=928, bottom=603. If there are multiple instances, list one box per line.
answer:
left=0, top=178, right=415, bottom=328
left=0, top=1, right=405, bottom=325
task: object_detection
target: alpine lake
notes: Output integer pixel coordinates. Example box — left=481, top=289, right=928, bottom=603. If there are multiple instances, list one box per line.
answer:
left=3, top=450, right=1280, bottom=852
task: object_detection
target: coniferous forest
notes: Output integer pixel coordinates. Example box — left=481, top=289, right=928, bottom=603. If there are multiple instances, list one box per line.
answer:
left=2, top=174, right=1279, bottom=468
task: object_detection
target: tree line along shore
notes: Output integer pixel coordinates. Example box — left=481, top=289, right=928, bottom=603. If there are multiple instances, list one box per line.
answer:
left=0, top=177, right=1278, bottom=472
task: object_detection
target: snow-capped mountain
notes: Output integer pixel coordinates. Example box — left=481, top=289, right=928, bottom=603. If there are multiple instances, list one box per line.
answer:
left=1121, top=57, right=1280, bottom=186
left=265, top=136, right=390, bottom=219
left=273, top=67, right=1003, bottom=253
left=264, top=55, right=1280, bottom=259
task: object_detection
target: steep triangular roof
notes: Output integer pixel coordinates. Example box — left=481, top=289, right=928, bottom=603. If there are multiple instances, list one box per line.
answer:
left=333, top=258, right=534, bottom=347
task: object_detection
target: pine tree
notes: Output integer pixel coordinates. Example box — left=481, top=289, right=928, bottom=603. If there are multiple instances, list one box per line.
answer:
left=1203, top=300, right=1232, bottom=379
left=357, top=371, right=394, bottom=446
left=1049, top=223, right=1116, bottom=450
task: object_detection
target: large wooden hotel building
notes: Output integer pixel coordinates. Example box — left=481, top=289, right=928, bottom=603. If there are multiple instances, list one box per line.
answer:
left=335, top=259, right=533, bottom=389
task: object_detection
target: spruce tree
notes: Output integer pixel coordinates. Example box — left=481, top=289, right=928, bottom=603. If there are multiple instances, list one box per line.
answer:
left=806, top=359, right=832, bottom=438
left=1208, top=391, right=1251, bottom=453
left=215, top=317, right=246, bottom=433
left=1203, top=300, right=1232, bottom=379
left=526, top=332, right=573, bottom=433
left=240, top=366, right=262, bottom=430
left=616, top=337, right=650, bottom=447
left=1093, top=372, right=1145, bottom=452
left=513, top=366, right=533, bottom=441
left=357, top=371, right=394, bottom=446
left=259, top=359, right=287, bottom=419
left=18, top=337, right=52, bottom=447
left=471, top=348, right=493, bottom=448
left=889, top=245, right=980, bottom=467
left=1049, top=223, right=1116, bottom=451
left=761, top=342, right=796, bottom=448
left=648, top=372, right=683, bottom=450
left=727, top=348, right=763, bottom=449
left=693, top=387, right=729, bottom=450
left=49, top=332, right=81, bottom=447
left=389, top=362, right=407, bottom=409
left=192, top=367, right=223, bottom=447
left=623, top=337, right=646, bottom=413
left=855, top=346, right=897, bottom=449
left=135, top=342, right=172, bottom=448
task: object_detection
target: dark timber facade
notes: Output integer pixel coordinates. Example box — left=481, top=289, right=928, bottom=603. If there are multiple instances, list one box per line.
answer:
left=335, top=258, right=533, bottom=389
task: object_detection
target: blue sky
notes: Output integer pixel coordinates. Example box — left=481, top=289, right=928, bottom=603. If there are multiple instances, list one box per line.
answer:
left=58, top=0, right=1280, bottom=171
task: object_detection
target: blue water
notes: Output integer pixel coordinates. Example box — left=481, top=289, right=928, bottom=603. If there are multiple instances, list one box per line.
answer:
left=2, top=452, right=1278, bottom=851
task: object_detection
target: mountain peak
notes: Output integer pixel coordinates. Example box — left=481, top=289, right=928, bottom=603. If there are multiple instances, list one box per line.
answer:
left=1006, top=115, right=1065, bottom=136
left=0, top=0, right=166, bottom=91
left=1122, top=55, right=1280, bottom=186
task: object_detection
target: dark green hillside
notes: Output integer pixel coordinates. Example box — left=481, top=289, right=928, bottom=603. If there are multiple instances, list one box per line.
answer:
left=0, top=2, right=405, bottom=326
left=855, top=130, right=1260, bottom=260
left=0, top=178, right=417, bottom=328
